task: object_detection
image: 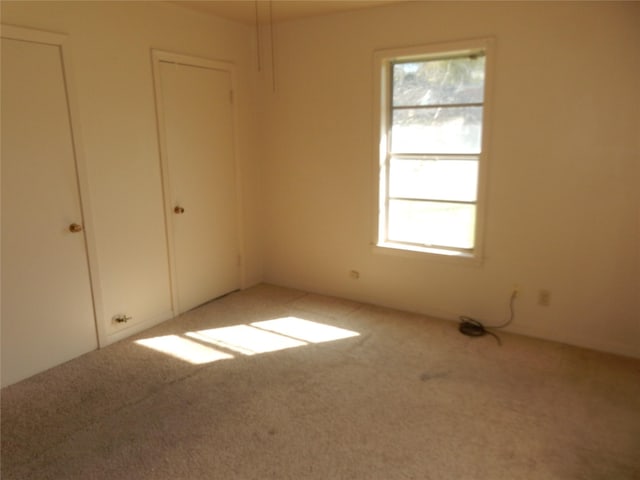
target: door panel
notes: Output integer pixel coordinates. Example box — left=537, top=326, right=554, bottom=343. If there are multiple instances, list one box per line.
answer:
left=158, top=60, right=240, bottom=313
left=1, top=37, right=98, bottom=386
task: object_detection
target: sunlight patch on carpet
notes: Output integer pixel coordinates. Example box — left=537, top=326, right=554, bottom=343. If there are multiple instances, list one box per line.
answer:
left=135, top=317, right=360, bottom=364
left=252, top=317, right=360, bottom=343
left=135, top=335, right=234, bottom=364
left=187, top=325, right=306, bottom=355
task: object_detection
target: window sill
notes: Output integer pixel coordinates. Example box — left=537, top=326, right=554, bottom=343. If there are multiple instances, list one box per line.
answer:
left=372, top=242, right=483, bottom=267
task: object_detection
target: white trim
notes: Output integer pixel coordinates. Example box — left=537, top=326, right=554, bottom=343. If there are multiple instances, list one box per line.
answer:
left=505, top=323, right=640, bottom=360
left=2, top=24, right=107, bottom=348
left=1, top=24, right=66, bottom=45
left=59, top=31, right=107, bottom=348
left=150, top=50, right=245, bottom=316
left=102, top=309, right=174, bottom=346
left=372, top=37, right=495, bottom=265
left=371, top=244, right=483, bottom=267
left=375, top=37, right=492, bottom=65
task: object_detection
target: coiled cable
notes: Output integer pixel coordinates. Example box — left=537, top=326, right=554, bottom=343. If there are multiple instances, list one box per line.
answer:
left=458, top=290, right=517, bottom=345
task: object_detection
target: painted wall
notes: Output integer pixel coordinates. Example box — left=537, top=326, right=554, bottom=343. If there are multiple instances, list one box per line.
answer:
left=2, top=1, right=638, bottom=360
left=1, top=1, right=263, bottom=344
left=260, top=2, right=640, bottom=357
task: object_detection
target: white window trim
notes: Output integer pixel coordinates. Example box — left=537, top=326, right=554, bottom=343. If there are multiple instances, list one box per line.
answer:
left=372, top=38, right=494, bottom=265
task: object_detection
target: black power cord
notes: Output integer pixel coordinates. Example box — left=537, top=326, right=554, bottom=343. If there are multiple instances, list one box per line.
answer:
left=458, top=290, right=517, bottom=346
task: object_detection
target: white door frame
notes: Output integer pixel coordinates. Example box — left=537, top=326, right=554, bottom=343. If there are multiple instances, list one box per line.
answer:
left=1, top=25, right=105, bottom=346
left=150, top=50, right=245, bottom=316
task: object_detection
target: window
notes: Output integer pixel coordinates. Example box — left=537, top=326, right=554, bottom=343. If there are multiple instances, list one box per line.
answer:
left=374, top=39, right=492, bottom=261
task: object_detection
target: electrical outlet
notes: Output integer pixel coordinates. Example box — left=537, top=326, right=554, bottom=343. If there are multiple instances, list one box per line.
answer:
left=538, top=290, right=551, bottom=306
left=113, top=314, right=132, bottom=325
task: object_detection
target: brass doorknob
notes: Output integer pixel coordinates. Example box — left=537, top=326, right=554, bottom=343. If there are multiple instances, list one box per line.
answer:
left=174, top=206, right=185, bottom=214
left=69, top=223, right=83, bottom=233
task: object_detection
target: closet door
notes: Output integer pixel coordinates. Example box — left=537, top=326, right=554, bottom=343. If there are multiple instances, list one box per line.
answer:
left=1, top=30, right=97, bottom=386
left=154, top=54, right=240, bottom=314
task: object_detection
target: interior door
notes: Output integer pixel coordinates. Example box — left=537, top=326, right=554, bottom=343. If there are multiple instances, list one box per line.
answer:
left=1, top=33, right=98, bottom=387
left=157, top=58, right=240, bottom=314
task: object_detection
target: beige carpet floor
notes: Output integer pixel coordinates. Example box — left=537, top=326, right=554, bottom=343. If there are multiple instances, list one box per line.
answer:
left=2, top=284, right=639, bottom=479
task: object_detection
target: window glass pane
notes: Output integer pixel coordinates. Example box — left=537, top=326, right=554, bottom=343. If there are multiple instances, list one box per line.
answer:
left=388, top=199, right=475, bottom=249
left=391, top=107, right=482, bottom=154
left=393, top=56, right=485, bottom=106
left=389, top=157, right=478, bottom=202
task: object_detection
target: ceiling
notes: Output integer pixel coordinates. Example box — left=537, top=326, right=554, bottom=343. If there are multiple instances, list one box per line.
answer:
left=171, top=1, right=405, bottom=25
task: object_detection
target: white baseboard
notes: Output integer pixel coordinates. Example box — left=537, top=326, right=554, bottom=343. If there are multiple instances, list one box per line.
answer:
left=101, top=309, right=175, bottom=347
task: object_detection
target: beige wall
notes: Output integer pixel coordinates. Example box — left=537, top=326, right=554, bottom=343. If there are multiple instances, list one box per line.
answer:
left=2, top=1, right=639, bottom=358
left=260, top=2, right=640, bottom=357
left=1, top=1, right=263, bottom=343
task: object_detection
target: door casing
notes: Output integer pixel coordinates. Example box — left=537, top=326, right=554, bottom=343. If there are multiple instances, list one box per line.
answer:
left=1, top=25, right=104, bottom=386
left=151, top=50, right=244, bottom=315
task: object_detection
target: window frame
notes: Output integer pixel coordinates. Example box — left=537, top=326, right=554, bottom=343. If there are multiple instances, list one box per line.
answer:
left=372, top=38, right=494, bottom=264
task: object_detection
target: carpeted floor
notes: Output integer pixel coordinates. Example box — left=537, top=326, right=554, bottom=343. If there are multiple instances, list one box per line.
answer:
left=2, top=284, right=639, bottom=479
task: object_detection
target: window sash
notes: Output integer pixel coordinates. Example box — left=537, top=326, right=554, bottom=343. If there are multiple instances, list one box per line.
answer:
left=390, top=107, right=483, bottom=155
left=381, top=52, right=486, bottom=254
left=385, top=198, right=476, bottom=250
left=374, top=38, right=492, bottom=260
left=387, top=155, right=479, bottom=203
left=391, top=54, right=486, bottom=107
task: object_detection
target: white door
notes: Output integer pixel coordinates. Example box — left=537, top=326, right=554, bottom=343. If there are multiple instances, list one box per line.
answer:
left=156, top=57, right=240, bottom=314
left=1, top=33, right=98, bottom=386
